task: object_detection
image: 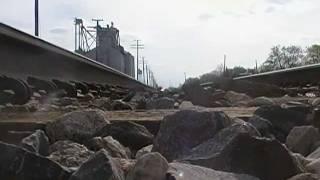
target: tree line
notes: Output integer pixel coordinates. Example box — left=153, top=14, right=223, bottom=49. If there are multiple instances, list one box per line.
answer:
left=180, top=44, right=320, bottom=88
left=217, top=44, right=320, bottom=76
left=260, top=44, right=320, bottom=72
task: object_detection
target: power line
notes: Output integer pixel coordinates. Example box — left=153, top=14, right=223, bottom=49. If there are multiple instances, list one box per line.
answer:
left=131, top=40, right=144, bottom=80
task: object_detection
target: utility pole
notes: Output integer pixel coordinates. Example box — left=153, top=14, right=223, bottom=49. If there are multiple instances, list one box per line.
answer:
left=146, top=64, right=149, bottom=85
left=255, top=59, right=258, bottom=74
left=184, top=72, right=187, bottom=82
left=74, top=19, right=77, bottom=51
left=136, top=40, right=139, bottom=80
left=74, top=18, right=82, bottom=51
left=149, top=71, right=153, bottom=87
left=151, top=71, right=155, bottom=87
left=34, top=0, right=39, bottom=37
left=92, top=19, right=103, bottom=61
left=149, top=70, right=151, bottom=87
left=223, top=54, right=226, bottom=73
left=142, top=57, right=146, bottom=83
left=131, top=40, right=144, bottom=80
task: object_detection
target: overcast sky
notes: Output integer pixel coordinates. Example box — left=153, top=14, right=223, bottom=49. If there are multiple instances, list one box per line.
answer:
left=1, top=0, right=320, bottom=87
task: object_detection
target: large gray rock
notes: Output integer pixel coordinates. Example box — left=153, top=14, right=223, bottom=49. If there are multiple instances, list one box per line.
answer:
left=306, top=159, right=320, bottom=176
left=179, top=101, right=195, bottom=110
left=126, top=152, right=168, bottom=180
left=224, top=91, right=252, bottom=106
left=112, top=100, right=133, bottom=111
left=308, top=146, right=320, bottom=159
left=304, top=147, right=320, bottom=176
left=20, top=129, right=50, bottom=156
left=291, top=153, right=312, bottom=173
left=281, top=102, right=311, bottom=114
left=254, top=105, right=308, bottom=142
left=95, top=121, right=154, bottom=151
left=182, top=79, right=219, bottom=107
left=90, top=98, right=112, bottom=110
left=248, top=115, right=275, bottom=138
left=113, top=158, right=137, bottom=177
left=311, top=98, right=320, bottom=107
left=129, top=92, right=147, bottom=103
left=1, top=104, right=30, bottom=113
left=129, top=92, right=148, bottom=109
left=0, top=141, right=71, bottom=180
left=305, top=147, right=320, bottom=175
left=69, top=149, right=125, bottom=180
left=286, top=126, right=320, bottom=156
left=48, top=140, right=94, bottom=168
left=46, top=109, right=109, bottom=143
left=25, top=100, right=40, bottom=112
left=153, top=110, right=233, bottom=161
left=167, top=162, right=260, bottom=180
left=38, top=104, right=60, bottom=112
left=135, top=145, right=153, bottom=159
left=52, top=97, right=77, bottom=106
left=181, top=122, right=260, bottom=162
left=287, top=173, right=320, bottom=180
left=85, top=136, right=129, bottom=159
left=181, top=125, right=299, bottom=180
left=62, top=105, right=79, bottom=112
left=312, top=108, right=320, bottom=129
left=81, top=93, right=95, bottom=101
left=248, top=97, right=275, bottom=107
left=146, top=97, right=175, bottom=109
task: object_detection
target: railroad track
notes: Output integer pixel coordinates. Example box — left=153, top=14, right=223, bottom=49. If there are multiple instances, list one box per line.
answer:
left=234, top=64, right=320, bottom=87
left=0, top=23, right=153, bottom=105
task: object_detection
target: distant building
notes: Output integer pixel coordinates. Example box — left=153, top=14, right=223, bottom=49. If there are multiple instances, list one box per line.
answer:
left=84, top=23, right=135, bottom=77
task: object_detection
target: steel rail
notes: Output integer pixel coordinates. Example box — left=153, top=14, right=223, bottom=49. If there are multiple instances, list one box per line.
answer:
left=0, top=23, right=152, bottom=91
left=234, top=64, right=320, bottom=87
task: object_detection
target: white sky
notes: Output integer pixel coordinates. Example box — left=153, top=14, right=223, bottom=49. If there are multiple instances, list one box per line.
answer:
left=1, top=0, right=320, bottom=87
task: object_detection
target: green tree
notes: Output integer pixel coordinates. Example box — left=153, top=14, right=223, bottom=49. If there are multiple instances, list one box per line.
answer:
left=232, top=66, right=247, bottom=77
left=282, top=46, right=304, bottom=68
left=304, top=45, right=320, bottom=65
left=261, top=45, right=304, bottom=72
left=259, top=63, right=274, bottom=73
left=265, top=45, right=283, bottom=70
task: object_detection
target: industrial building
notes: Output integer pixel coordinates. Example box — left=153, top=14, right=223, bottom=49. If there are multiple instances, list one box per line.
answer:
left=75, top=19, right=135, bottom=78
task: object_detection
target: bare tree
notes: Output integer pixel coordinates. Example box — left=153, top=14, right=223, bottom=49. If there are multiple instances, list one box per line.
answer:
left=213, top=63, right=224, bottom=76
